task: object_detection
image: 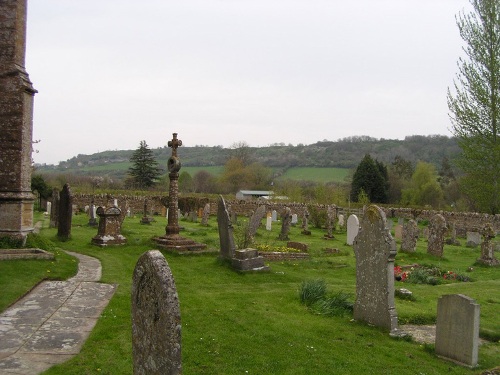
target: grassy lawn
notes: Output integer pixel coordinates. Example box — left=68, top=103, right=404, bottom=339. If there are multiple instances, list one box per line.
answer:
left=1, top=212, right=499, bottom=374
left=277, top=167, right=350, bottom=183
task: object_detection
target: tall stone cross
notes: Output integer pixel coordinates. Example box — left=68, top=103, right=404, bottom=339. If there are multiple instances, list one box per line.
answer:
left=0, top=0, right=37, bottom=245
left=165, top=133, right=182, bottom=235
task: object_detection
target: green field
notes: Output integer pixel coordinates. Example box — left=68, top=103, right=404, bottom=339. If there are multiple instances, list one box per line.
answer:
left=1, top=212, right=499, bottom=374
left=277, top=167, right=350, bottom=183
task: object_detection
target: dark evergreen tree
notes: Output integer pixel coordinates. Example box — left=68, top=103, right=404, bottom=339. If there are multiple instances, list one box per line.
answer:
left=31, top=174, right=52, bottom=211
left=127, top=141, right=162, bottom=189
left=350, top=154, right=389, bottom=203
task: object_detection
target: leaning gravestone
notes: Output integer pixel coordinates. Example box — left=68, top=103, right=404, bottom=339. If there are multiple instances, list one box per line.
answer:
left=247, top=205, right=266, bottom=238
left=132, top=250, right=181, bottom=375
left=353, top=205, right=398, bottom=333
left=435, top=294, right=479, bottom=367
left=427, top=214, right=447, bottom=257
left=346, top=214, right=359, bottom=245
left=401, top=219, right=418, bottom=252
left=57, top=184, right=73, bottom=240
left=217, top=195, right=236, bottom=260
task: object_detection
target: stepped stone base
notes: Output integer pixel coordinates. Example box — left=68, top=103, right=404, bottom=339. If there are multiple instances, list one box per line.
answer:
left=91, top=234, right=127, bottom=246
left=232, top=249, right=270, bottom=272
left=154, top=234, right=207, bottom=252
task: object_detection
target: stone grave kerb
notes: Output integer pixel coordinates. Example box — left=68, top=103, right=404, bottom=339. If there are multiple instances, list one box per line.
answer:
left=353, top=205, right=398, bottom=333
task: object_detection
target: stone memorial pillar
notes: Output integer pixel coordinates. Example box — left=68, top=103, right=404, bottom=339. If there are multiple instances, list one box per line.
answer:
left=0, top=0, right=37, bottom=245
left=57, top=184, right=73, bottom=241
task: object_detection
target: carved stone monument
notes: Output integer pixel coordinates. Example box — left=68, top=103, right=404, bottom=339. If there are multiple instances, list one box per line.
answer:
left=427, top=214, right=447, bottom=257
left=247, top=205, right=266, bottom=238
left=353, top=205, right=398, bottom=333
left=217, top=195, right=236, bottom=260
left=91, top=206, right=127, bottom=246
left=401, top=219, right=418, bottom=252
left=132, top=250, right=182, bottom=374
left=155, top=133, right=206, bottom=251
left=0, top=0, right=37, bottom=245
left=49, top=187, right=59, bottom=228
left=140, top=198, right=154, bottom=224
left=477, top=223, right=499, bottom=266
left=278, top=207, right=292, bottom=241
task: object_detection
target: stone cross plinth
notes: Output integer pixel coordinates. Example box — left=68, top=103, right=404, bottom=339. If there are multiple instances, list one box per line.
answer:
left=0, top=0, right=37, bottom=245
left=353, top=205, right=398, bottom=333
left=132, top=250, right=181, bottom=374
left=91, top=206, right=127, bottom=246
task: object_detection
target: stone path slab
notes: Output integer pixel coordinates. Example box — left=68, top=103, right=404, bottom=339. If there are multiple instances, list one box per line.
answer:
left=0, top=251, right=116, bottom=374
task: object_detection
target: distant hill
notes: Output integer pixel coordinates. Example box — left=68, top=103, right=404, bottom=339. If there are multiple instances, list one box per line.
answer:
left=35, top=135, right=461, bottom=180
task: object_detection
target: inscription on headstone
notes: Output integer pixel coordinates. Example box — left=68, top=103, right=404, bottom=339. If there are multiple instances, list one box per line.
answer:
left=132, top=250, right=182, bottom=375
left=353, top=205, right=398, bottom=332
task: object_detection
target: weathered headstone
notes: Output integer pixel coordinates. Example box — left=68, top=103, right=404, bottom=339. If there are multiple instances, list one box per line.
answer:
left=49, top=188, right=59, bottom=228
left=427, top=214, right=447, bottom=257
left=393, top=224, right=403, bottom=240
left=141, top=199, right=154, bottom=224
left=46, top=201, right=52, bottom=215
left=217, top=195, right=236, bottom=260
left=346, top=214, right=359, bottom=246
left=353, top=205, right=398, bottom=333
left=338, top=214, right=345, bottom=228
left=265, top=213, right=272, bottom=231
left=324, top=205, right=335, bottom=239
left=88, top=199, right=98, bottom=227
left=401, top=219, right=418, bottom=252
left=0, top=0, right=37, bottom=245
left=201, top=203, right=210, bottom=226
left=91, top=206, right=127, bottom=246
left=247, top=205, right=266, bottom=238
left=466, top=231, right=481, bottom=248
left=231, top=248, right=269, bottom=272
left=271, top=210, right=277, bottom=222
left=435, top=294, right=479, bottom=367
left=477, top=223, right=499, bottom=266
left=301, top=209, right=311, bottom=235
left=132, top=250, right=181, bottom=375
left=291, top=213, right=298, bottom=225
left=57, top=184, right=73, bottom=240
left=278, top=207, right=292, bottom=241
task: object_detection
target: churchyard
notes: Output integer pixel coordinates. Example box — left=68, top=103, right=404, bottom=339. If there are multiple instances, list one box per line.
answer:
left=1, top=209, right=499, bottom=374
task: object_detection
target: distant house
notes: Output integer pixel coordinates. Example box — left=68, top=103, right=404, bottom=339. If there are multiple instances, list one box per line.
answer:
left=235, top=190, right=274, bottom=200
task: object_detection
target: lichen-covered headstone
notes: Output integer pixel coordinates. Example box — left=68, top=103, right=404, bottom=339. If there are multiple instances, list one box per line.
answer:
left=57, top=184, right=73, bottom=240
left=324, top=205, right=335, bottom=239
left=466, top=231, right=481, bottom=248
left=353, top=205, right=398, bottom=332
left=346, top=214, right=359, bottom=245
left=217, top=195, right=236, bottom=260
left=278, top=207, right=292, bottom=241
left=132, top=250, right=181, bottom=375
left=477, top=223, right=499, bottom=266
left=49, top=188, right=59, bottom=228
left=401, top=219, right=418, bottom=252
left=248, top=205, right=266, bottom=238
left=427, top=214, right=447, bottom=257
left=435, top=294, right=479, bottom=367
left=91, top=206, right=127, bottom=246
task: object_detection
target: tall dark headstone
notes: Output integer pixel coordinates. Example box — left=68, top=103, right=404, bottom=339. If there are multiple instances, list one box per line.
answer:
left=353, top=205, right=398, bottom=333
left=49, top=187, right=59, bottom=228
left=155, top=133, right=206, bottom=251
left=278, top=207, right=292, bottom=241
left=57, top=184, right=73, bottom=240
left=217, top=195, right=236, bottom=260
left=132, top=250, right=182, bottom=374
left=0, top=0, right=37, bottom=245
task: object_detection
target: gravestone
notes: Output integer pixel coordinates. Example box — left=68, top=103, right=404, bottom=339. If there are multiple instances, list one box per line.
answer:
left=435, top=294, right=479, bottom=367
left=466, top=231, right=481, bottom=248
left=393, top=224, right=403, bottom=240
left=231, top=249, right=269, bottom=272
left=132, top=250, right=181, bottom=375
left=49, top=188, right=60, bottom=228
left=477, top=223, right=499, bottom=266
left=324, top=205, right=335, bottom=239
left=88, top=199, right=98, bottom=227
left=266, top=213, right=272, bottom=231
left=401, top=219, right=418, bottom=252
left=271, top=210, right=277, bottom=222
left=247, top=205, right=266, bottom=238
left=386, top=220, right=393, bottom=231
left=201, top=203, right=210, bottom=226
left=291, top=213, right=298, bottom=225
left=338, top=214, right=345, bottom=228
left=0, top=0, right=37, bottom=245
left=346, top=214, right=359, bottom=246
left=353, top=205, right=398, bottom=333
left=91, top=206, right=127, bottom=246
left=427, top=214, right=447, bottom=257
left=278, top=207, right=292, bottom=241
left=57, top=184, right=73, bottom=240
left=217, top=195, right=236, bottom=260
left=301, top=209, right=311, bottom=235
left=141, top=199, right=154, bottom=224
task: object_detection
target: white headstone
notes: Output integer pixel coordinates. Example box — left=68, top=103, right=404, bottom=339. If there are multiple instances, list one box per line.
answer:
left=346, top=214, right=360, bottom=245
left=46, top=201, right=52, bottom=215
left=271, top=210, right=277, bottom=222
left=266, top=216, right=272, bottom=231
left=113, top=198, right=118, bottom=207
left=291, top=213, right=298, bottom=224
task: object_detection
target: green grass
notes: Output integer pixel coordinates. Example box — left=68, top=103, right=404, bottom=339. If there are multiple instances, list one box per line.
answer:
left=277, top=167, right=350, bottom=183
left=1, top=213, right=499, bottom=374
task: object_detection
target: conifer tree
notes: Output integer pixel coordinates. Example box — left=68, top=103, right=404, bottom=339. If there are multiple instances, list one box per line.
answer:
left=127, top=141, right=162, bottom=189
left=350, top=154, right=389, bottom=203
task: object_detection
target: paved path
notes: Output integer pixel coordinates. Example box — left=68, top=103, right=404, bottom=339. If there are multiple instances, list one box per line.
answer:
left=0, top=251, right=116, bottom=374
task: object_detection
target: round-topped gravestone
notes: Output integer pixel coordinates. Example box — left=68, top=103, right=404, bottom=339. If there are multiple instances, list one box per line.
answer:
left=132, top=250, right=181, bottom=375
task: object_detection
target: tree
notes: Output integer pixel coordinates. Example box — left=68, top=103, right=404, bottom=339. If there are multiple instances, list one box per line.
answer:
left=31, top=174, right=51, bottom=211
left=401, top=162, right=444, bottom=207
left=178, top=171, right=193, bottom=193
left=127, top=141, right=162, bottom=189
left=350, top=154, right=389, bottom=203
left=229, top=141, right=253, bottom=166
left=447, top=0, right=500, bottom=213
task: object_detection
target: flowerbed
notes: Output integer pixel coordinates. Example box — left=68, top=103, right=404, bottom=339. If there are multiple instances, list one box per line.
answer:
left=394, top=264, right=471, bottom=285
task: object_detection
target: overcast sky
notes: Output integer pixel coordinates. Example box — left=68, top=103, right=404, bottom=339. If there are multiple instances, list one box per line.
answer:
left=26, top=0, right=471, bottom=165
